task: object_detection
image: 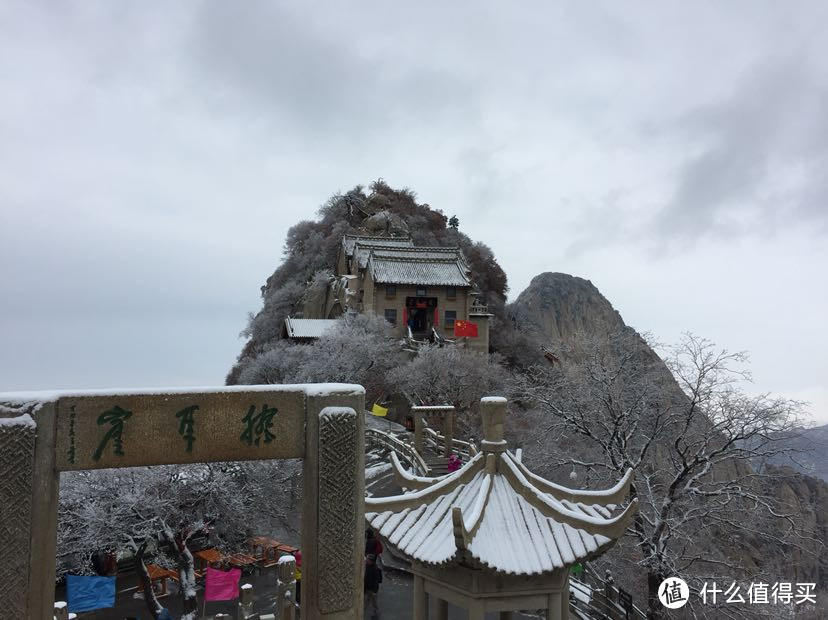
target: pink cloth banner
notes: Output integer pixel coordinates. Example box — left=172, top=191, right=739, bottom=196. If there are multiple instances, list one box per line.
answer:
left=204, top=567, right=241, bottom=601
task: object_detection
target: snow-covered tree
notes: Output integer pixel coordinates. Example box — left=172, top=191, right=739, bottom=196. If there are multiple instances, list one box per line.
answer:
left=227, top=181, right=512, bottom=384
left=387, top=345, right=512, bottom=435
left=238, top=312, right=406, bottom=403
left=518, top=331, right=811, bottom=618
left=58, top=460, right=300, bottom=619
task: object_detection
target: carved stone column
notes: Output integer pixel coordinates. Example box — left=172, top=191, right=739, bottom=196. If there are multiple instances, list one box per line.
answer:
left=301, top=390, right=364, bottom=620
left=0, top=403, right=57, bottom=620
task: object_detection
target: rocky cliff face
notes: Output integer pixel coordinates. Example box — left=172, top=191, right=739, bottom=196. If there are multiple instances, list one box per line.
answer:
left=510, top=271, right=828, bottom=589
left=770, top=466, right=828, bottom=584
left=509, top=272, right=627, bottom=346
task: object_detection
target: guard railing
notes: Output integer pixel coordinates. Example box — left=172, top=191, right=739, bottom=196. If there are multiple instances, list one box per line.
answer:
left=366, top=428, right=431, bottom=476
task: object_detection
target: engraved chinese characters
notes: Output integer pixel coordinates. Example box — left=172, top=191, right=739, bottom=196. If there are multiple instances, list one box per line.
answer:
left=55, top=390, right=305, bottom=470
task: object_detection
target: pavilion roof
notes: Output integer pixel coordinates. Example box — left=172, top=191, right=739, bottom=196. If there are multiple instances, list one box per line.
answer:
left=365, top=399, right=637, bottom=576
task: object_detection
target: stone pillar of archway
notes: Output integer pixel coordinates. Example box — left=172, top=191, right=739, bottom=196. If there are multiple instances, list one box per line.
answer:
left=1, top=385, right=365, bottom=620
left=301, top=391, right=365, bottom=620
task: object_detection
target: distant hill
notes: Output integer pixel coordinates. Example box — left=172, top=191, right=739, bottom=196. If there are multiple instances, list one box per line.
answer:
left=767, top=424, right=828, bottom=483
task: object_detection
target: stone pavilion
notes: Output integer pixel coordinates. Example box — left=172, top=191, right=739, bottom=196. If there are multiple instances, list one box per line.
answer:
left=365, top=397, right=638, bottom=620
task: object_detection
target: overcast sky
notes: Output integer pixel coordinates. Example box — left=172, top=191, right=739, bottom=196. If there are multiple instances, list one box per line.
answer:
left=2, top=1, right=827, bottom=423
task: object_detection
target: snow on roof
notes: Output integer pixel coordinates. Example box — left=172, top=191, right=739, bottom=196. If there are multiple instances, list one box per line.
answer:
left=368, top=255, right=471, bottom=286
left=366, top=451, right=636, bottom=575
left=353, top=244, right=467, bottom=270
left=342, top=235, right=413, bottom=256
left=283, top=317, right=339, bottom=339
left=365, top=425, right=637, bottom=576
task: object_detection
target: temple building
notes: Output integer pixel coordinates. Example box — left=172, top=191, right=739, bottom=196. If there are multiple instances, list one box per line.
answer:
left=365, top=397, right=638, bottom=620
left=292, top=234, right=492, bottom=352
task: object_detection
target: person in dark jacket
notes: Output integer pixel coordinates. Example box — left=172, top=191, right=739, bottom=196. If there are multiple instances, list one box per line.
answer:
left=364, top=553, right=382, bottom=619
left=365, top=528, right=383, bottom=557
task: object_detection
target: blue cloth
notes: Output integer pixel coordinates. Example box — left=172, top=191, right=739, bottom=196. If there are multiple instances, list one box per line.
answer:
left=66, top=574, right=116, bottom=612
left=158, top=609, right=174, bottom=620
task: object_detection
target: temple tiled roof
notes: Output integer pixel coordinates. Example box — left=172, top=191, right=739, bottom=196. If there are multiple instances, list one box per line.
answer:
left=353, top=244, right=467, bottom=270
left=367, top=256, right=471, bottom=286
left=365, top=398, right=637, bottom=576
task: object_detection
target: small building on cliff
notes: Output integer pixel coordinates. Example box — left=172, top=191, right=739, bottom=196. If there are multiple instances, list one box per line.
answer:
left=326, top=234, right=492, bottom=353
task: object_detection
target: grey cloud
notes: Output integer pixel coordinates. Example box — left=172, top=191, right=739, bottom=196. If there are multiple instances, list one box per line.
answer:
left=654, top=54, right=828, bottom=241
left=185, top=1, right=482, bottom=141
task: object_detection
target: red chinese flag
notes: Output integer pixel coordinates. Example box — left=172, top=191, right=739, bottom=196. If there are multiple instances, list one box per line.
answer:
left=454, top=320, right=478, bottom=338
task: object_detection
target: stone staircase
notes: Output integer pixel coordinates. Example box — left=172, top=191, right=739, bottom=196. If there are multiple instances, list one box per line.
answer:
left=422, top=454, right=449, bottom=476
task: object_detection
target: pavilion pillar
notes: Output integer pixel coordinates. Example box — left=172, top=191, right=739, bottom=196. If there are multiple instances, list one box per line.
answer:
left=429, top=594, right=448, bottom=620
left=443, top=409, right=454, bottom=457
left=468, top=601, right=486, bottom=620
left=414, top=410, right=424, bottom=453
left=547, top=592, right=563, bottom=620
left=413, top=574, right=427, bottom=620
left=560, top=573, right=570, bottom=620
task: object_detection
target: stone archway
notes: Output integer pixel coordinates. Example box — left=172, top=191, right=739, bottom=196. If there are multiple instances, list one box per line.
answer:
left=0, top=384, right=366, bottom=620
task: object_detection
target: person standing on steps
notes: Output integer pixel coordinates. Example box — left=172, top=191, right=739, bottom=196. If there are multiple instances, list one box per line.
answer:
left=365, top=528, right=383, bottom=568
left=364, top=553, right=382, bottom=619
left=294, top=550, right=302, bottom=606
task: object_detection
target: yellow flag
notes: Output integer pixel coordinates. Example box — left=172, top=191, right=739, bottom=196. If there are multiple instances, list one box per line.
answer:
left=371, top=403, right=389, bottom=417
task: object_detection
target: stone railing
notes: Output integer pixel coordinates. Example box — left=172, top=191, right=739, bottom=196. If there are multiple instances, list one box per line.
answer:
left=422, top=424, right=477, bottom=460
left=568, top=566, right=648, bottom=620
left=366, top=428, right=431, bottom=476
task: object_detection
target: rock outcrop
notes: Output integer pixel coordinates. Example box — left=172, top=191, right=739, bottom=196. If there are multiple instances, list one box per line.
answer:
left=509, top=271, right=828, bottom=589
left=770, top=466, right=828, bottom=584
left=509, top=272, right=626, bottom=345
